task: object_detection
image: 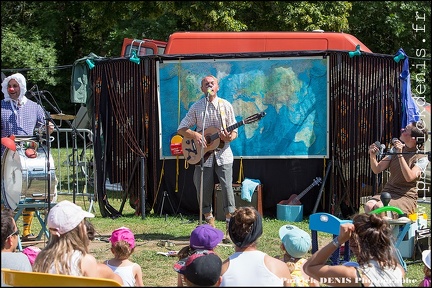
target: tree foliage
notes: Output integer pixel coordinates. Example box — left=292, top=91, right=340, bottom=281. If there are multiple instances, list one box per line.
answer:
left=1, top=26, right=57, bottom=85
left=1, top=1, right=430, bottom=108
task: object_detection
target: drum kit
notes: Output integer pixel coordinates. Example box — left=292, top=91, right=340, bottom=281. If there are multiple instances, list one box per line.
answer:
left=0, top=115, right=73, bottom=210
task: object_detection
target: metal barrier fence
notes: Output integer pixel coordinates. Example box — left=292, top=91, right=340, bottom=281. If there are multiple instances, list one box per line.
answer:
left=51, top=128, right=94, bottom=203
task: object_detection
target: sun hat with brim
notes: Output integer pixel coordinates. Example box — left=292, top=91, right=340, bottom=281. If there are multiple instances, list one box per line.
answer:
left=47, top=200, right=94, bottom=236
left=422, top=250, right=431, bottom=270
left=278, top=224, right=311, bottom=259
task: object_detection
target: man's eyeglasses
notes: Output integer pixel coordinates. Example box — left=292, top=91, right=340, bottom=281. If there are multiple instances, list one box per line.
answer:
left=7, top=229, right=20, bottom=239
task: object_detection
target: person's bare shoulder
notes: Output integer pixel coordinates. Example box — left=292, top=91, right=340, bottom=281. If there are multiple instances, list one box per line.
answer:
left=264, top=254, right=291, bottom=278
left=81, top=253, right=98, bottom=274
left=133, top=262, right=143, bottom=276
left=80, top=254, right=122, bottom=284
left=96, top=262, right=123, bottom=285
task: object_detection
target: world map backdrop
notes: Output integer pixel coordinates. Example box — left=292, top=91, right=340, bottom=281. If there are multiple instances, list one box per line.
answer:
left=157, top=56, right=329, bottom=159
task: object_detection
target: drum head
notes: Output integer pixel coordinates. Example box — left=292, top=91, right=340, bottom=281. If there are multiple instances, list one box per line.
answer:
left=1, top=148, right=22, bottom=210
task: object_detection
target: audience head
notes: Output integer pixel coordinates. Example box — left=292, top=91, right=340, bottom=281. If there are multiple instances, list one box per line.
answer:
left=350, top=213, right=398, bottom=268
left=174, top=251, right=222, bottom=287
left=109, top=227, right=136, bottom=260
left=47, top=200, right=95, bottom=237
left=422, top=250, right=431, bottom=278
left=1, top=208, right=19, bottom=251
left=33, top=200, right=95, bottom=274
left=190, top=224, right=224, bottom=250
left=85, top=219, right=96, bottom=241
left=278, top=224, right=311, bottom=258
left=177, top=224, right=224, bottom=260
left=423, top=250, right=431, bottom=270
left=228, top=206, right=263, bottom=249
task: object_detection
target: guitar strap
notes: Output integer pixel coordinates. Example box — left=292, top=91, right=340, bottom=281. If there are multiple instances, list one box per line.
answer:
left=218, top=99, right=227, bottom=130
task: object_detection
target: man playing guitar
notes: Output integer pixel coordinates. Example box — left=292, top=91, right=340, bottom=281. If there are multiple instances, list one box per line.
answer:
left=177, top=75, right=237, bottom=243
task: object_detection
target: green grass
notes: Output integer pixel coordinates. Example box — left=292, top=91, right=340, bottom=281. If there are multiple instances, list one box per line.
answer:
left=18, top=195, right=430, bottom=287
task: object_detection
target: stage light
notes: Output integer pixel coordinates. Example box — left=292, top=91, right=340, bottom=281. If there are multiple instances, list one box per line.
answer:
left=348, top=45, right=361, bottom=58
left=129, top=51, right=140, bottom=64
left=86, top=59, right=95, bottom=69
left=393, top=52, right=405, bottom=63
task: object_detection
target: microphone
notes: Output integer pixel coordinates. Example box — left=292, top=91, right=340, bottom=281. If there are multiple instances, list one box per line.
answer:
left=24, top=85, right=36, bottom=98
left=379, top=144, right=386, bottom=157
left=374, top=141, right=385, bottom=157
left=206, top=88, right=212, bottom=101
left=392, top=138, right=399, bottom=145
left=25, top=89, right=47, bottom=99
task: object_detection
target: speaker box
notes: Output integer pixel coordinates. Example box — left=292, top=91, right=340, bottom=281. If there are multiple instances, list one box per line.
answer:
left=214, top=183, right=263, bottom=221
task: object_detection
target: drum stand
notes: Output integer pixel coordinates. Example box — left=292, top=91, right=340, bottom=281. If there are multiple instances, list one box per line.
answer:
left=14, top=201, right=56, bottom=251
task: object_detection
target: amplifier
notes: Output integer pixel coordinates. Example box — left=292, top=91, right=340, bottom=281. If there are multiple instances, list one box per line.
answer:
left=213, top=183, right=263, bottom=221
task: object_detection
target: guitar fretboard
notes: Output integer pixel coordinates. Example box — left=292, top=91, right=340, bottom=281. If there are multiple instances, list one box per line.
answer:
left=294, top=178, right=321, bottom=201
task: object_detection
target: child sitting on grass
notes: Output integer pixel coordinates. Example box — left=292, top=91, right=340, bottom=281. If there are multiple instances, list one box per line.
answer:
left=175, top=224, right=224, bottom=286
left=105, top=227, right=144, bottom=286
left=276, top=224, right=319, bottom=287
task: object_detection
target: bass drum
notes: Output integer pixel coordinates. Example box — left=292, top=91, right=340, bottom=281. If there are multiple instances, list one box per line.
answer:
left=1, top=145, right=57, bottom=210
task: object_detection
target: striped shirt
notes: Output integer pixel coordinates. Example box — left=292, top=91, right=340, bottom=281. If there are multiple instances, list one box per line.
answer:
left=178, top=96, right=237, bottom=167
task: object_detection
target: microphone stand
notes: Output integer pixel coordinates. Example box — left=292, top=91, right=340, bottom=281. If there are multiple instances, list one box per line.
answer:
left=38, top=92, right=86, bottom=204
left=382, top=151, right=430, bottom=160
left=198, top=92, right=210, bottom=225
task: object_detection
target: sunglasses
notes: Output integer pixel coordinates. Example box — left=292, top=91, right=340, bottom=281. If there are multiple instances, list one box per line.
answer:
left=401, top=128, right=412, bottom=134
left=7, top=229, right=20, bottom=238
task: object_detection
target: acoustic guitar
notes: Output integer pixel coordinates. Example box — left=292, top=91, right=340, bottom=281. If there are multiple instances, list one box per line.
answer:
left=283, top=177, right=322, bottom=205
left=181, top=112, right=266, bottom=165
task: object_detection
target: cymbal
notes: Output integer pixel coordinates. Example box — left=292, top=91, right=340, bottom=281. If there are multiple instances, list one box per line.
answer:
left=51, top=113, right=75, bottom=120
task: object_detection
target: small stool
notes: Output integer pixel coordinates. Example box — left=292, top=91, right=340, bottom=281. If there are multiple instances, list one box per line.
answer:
left=309, top=212, right=352, bottom=265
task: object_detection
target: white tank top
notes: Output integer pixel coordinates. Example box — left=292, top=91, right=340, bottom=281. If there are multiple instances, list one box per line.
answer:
left=105, top=261, right=136, bottom=287
left=359, top=260, right=403, bottom=287
left=221, top=250, right=283, bottom=286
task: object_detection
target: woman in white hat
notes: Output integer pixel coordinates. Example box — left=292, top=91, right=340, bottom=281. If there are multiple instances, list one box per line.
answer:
left=32, top=200, right=123, bottom=285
